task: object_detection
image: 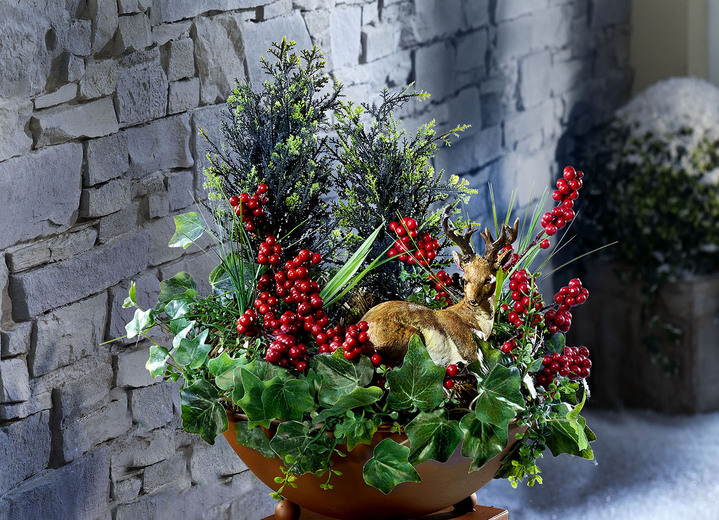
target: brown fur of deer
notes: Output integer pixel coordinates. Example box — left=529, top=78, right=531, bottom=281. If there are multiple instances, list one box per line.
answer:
left=361, top=209, right=519, bottom=367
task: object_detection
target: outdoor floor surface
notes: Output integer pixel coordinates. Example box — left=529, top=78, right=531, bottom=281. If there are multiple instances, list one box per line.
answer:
left=475, top=408, right=719, bottom=520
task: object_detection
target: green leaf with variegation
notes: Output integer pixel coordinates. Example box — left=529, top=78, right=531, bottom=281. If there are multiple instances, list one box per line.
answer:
left=125, top=308, right=156, bottom=338
left=262, top=378, right=314, bottom=423
left=545, top=333, right=566, bottom=354
left=164, top=298, right=191, bottom=320
left=237, top=368, right=272, bottom=429
left=312, top=350, right=374, bottom=406
left=158, top=272, right=197, bottom=304
left=459, top=414, right=508, bottom=472
left=545, top=393, right=594, bottom=459
left=386, top=335, right=445, bottom=411
left=269, top=421, right=336, bottom=474
left=363, top=438, right=421, bottom=494
left=334, top=413, right=381, bottom=451
left=123, top=282, right=137, bottom=308
left=174, top=329, right=210, bottom=369
left=169, top=212, right=206, bottom=248
left=208, top=352, right=247, bottom=390
left=209, top=254, right=258, bottom=296
left=471, top=364, right=524, bottom=428
left=406, top=409, right=463, bottom=465
left=180, top=379, right=228, bottom=444
left=235, top=421, right=274, bottom=458
left=313, top=386, right=383, bottom=424
left=146, top=345, right=170, bottom=378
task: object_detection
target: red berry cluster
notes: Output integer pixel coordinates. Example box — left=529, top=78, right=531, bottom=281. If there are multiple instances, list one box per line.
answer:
left=257, top=235, right=283, bottom=266
left=229, top=183, right=269, bottom=233
left=540, top=167, right=584, bottom=237
left=443, top=364, right=459, bottom=389
left=387, top=218, right=440, bottom=267
left=427, top=270, right=461, bottom=306
left=316, top=321, right=380, bottom=363
left=544, top=278, right=588, bottom=334
left=536, top=346, right=592, bottom=387
left=502, top=269, right=544, bottom=328
left=237, top=308, right=259, bottom=336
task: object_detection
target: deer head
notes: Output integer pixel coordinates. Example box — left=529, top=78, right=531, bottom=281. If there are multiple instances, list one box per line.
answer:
left=441, top=207, right=519, bottom=309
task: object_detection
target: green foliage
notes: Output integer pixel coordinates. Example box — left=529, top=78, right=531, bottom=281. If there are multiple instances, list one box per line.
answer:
left=386, top=335, right=446, bottom=411
left=362, top=438, right=421, bottom=494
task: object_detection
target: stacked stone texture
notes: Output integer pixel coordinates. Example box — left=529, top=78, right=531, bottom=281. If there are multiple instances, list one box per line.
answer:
left=0, top=0, right=632, bottom=518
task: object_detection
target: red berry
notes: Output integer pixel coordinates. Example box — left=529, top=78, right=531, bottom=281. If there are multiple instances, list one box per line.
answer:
left=446, top=364, right=459, bottom=377
left=371, top=354, right=382, bottom=366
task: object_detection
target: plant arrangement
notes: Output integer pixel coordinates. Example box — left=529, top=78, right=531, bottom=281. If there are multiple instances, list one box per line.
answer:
left=123, top=40, right=595, bottom=502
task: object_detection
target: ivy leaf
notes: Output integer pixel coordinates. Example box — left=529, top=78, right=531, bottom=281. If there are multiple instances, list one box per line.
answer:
left=169, top=212, right=206, bottom=249
left=235, top=420, right=274, bottom=458
left=158, top=272, right=197, bottom=304
left=474, top=336, right=501, bottom=375
left=180, top=379, right=228, bottom=444
left=386, top=335, right=445, bottom=411
left=209, top=254, right=258, bottom=296
left=146, top=346, right=170, bottom=378
left=313, top=386, right=384, bottom=424
left=164, top=298, right=191, bottom=320
left=208, top=352, right=247, bottom=391
left=334, top=413, right=381, bottom=451
left=125, top=308, right=156, bottom=339
left=363, top=438, right=421, bottom=494
left=262, top=378, right=314, bottom=423
left=312, top=350, right=374, bottom=406
left=269, top=421, right=336, bottom=474
left=237, top=368, right=272, bottom=429
left=122, top=282, right=137, bottom=308
left=245, top=358, right=291, bottom=383
left=545, top=393, right=594, bottom=459
left=545, top=333, right=566, bottom=354
left=459, top=415, right=508, bottom=472
left=174, top=329, right=211, bottom=369
left=470, top=364, right=525, bottom=428
left=406, top=409, right=463, bottom=465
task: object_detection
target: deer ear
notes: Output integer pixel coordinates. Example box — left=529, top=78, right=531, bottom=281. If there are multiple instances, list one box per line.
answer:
left=452, top=250, right=463, bottom=270
left=495, top=248, right=512, bottom=269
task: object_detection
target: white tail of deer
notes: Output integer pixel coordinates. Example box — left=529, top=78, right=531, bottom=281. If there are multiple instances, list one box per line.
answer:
left=361, top=208, right=519, bottom=367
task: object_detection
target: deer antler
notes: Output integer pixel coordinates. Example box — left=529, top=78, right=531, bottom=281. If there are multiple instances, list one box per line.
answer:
left=441, top=206, right=478, bottom=256
left=480, top=218, right=520, bottom=261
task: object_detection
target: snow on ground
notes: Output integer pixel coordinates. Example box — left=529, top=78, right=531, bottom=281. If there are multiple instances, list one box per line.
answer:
left=475, top=408, right=719, bottom=520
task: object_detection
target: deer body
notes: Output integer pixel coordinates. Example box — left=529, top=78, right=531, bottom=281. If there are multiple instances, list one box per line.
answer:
left=362, top=210, right=518, bottom=367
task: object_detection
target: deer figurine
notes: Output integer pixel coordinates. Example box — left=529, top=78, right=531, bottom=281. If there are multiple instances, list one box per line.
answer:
left=361, top=208, right=519, bottom=367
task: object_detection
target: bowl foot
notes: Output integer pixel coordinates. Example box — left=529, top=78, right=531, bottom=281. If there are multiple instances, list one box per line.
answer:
left=274, top=499, right=301, bottom=520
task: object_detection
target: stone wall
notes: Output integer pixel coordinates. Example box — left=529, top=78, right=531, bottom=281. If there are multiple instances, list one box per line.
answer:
left=0, top=1, right=632, bottom=518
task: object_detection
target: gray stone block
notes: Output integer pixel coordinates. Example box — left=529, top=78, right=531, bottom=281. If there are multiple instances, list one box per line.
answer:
left=107, top=271, right=160, bottom=345
left=112, top=475, right=142, bottom=503
left=0, top=254, right=7, bottom=329
left=409, top=0, right=463, bottom=44
left=61, top=396, right=131, bottom=461
left=434, top=124, right=503, bottom=176
left=125, top=113, right=193, bottom=178
left=162, top=38, right=195, bottom=81
left=31, top=97, right=119, bottom=147
left=0, top=410, right=51, bottom=495
left=495, top=0, right=549, bottom=22
left=116, top=13, right=152, bottom=53
left=66, top=19, right=92, bottom=56
left=6, top=225, right=98, bottom=273
left=88, top=0, right=119, bottom=54
left=79, top=59, right=117, bottom=100
left=144, top=214, right=188, bottom=267
left=33, top=84, right=78, bottom=110
left=263, top=0, right=292, bottom=19
left=152, top=21, right=193, bottom=46
left=80, top=178, right=132, bottom=218
left=495, top=15, right=535, bottom=61
left=55, top=362, right=113, bottom=424
left=362, top=23, right=399, bottom=63
left=116, top=49, right=168, bottom=126
left=50, top=51, right=85, bottom=86
left=116, top=346, right=159, bottom=388
left=0, top=101, right=33, bottom=162
left=119, top=0, right=152, bottom=14
left=111, top=428, right=175, bottom=478
left=591, top=0, right=631, bottom=28
left=0, top=391, right=52, bottom=422
left=1, top=447, right=110, bottom=519
left=455, top=29, right=488, bottom=85
left=504, top=101, right=554, bottom=150
left=191, top=104, right=225, bottom=184
left=97, top=201, right=140, bottom=244
left=31, top=293, right=108, bottom=377
left=192, top=13, right=245, bottom=105
left=1, top=322, right=32, bottom=358
left=519, top=50, right=552, bottom=109
left=86, top=132, right=129, bottom=186
left=131, top=383, right=176, bottom=432
left=415, top=40, right=455, bottom=103
left=168, top=78, right=200, bottom=115
left=0, top=358, right=31, bottom=403
left=0, top=143, right=82, bottom=251
left=330, top=6, right=362, bottom=68
left=462, top=0, right=490, bottom=29
left=158, top=250, right=215, bottom=296
left=190, top=437, right=248, bottom=486
left=150, top=0, right=261, bottom=25
left=140, top=172, right=170, bottom=219
left=167, top=170, right=196, bottom=211
left=10, top=231, right=148, bottom=320
left=143, top=452, right=190, bottom=493
left=240, top=12, right=312, bottom=87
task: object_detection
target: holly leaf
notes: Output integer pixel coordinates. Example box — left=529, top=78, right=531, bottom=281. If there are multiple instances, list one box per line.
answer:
left=125, top=308, right=156, bottom=338
left=334, top=413, right=381, bottom=451
left=386, top=335, right=445, bottom=411
left=471, top=364, right=524, bottom=428
left=459, top=414, right=508, bottom=472
left=158, top=272, right=197, bottom=304
left=208, top=352, right=247, bottom=390
left=406, top=409, right=463, bottom=465
left=146, top=346, right=170, bottom=378
left=262, top=378, right=314, bottom=423
left=235, top=420, right=274, bottom=458
left=313, top=386, right=384, bottom=424
left=363, top=438, right=421, bottom=494
left=269, top=421, right=336, bottom=474
left=174, top=328, right=211, bottom=369
left=312, top=350, right=374, bottom=406
left=237, top=368, right=272, bottom=429
left=169, top=212, right=206, bottom=249
left=180, top=379, right=228, bottom=444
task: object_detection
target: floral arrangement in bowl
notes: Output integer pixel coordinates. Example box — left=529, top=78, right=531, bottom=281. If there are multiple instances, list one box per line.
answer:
left=122, top=40, right=595, bottom=517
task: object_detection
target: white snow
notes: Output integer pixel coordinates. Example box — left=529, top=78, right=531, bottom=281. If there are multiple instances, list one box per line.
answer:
left=475, top=408, right=719, bottom=520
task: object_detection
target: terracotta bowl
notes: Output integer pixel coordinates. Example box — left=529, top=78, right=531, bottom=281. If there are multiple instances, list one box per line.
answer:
left=223, top=413, right=524, bottom=520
